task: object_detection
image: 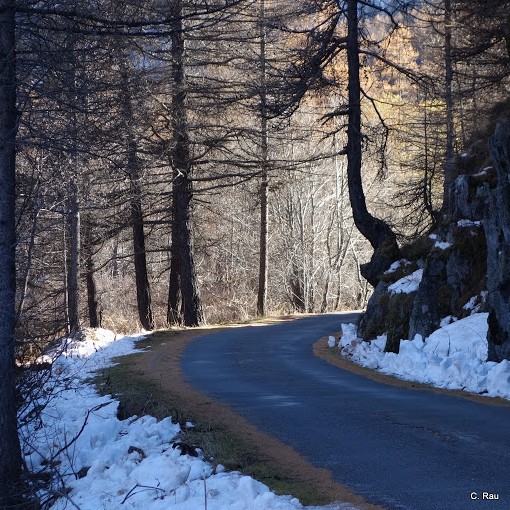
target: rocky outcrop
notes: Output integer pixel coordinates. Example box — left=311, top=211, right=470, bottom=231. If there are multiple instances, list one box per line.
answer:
left=358, top=119, right=510, bottom=362
left=358, top=281, right=390, bottom=340
left=408, top=250, right=447, bottom=340
left=485, top=121, right=510, bottom=361
left=358, top=134, right=496, bottom=356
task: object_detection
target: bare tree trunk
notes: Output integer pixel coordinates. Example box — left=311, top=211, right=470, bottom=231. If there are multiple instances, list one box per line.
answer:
left=0, top=2, right=23, bottom=502
left=167, top=205, right=181, bottom=324
left=111, top=239, right=119, bottom=278
left=17, top=192, right=39, bottom=319
left=121, top=68, right=155, bottom=330
left=130, top=183, right=154, bottom=330
left=443, top=0, right=456, bottom=214
left=257, top=171, right=269, bottom=316
left=345, top=0, right=399, bottom=286
left=169, top=0, right=204, bottom=327
left=83, top=215, right=100, bottom=328
left=65, top=33, right=81, bottom=335
left=66, top=177, right=81, bottom=333
left=257, top=0, right=269, bottom=317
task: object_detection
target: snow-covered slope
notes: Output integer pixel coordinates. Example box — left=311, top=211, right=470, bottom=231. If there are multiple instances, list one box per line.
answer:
left=22, top=330, right=354, bottom=510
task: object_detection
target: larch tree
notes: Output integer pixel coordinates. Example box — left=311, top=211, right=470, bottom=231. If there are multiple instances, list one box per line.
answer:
left=344, top=0, right=401, bottom=285
left=167, top=0, right=205, bottom=327
left=119, top=59, right=155, bottom=331
left=280, top=0, right=404, bottom=285
left=256, top=0, right=269, bottom=317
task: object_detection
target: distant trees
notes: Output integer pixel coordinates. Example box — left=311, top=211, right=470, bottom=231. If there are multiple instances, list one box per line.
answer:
left=276, top=0, right=405, bottom=284
left=8, top=0, right=508, bottom=337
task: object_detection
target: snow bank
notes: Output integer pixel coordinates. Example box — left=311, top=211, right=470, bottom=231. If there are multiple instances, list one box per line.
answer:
left=23, top=331, right=354, bottom=510
left=337, top=313, right=510, bottom=400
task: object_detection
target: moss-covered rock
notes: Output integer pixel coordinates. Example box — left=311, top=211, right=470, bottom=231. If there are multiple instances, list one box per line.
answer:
left=446, top=224, right=487, bottom=315
left=383, top=292, right=416, bottom=353
left=358, top=261, right=420, bottom=353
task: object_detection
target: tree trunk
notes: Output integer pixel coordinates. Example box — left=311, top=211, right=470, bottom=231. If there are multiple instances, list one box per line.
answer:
left=345, top=0, right=400, bottom=286
left=256, top=0, right=269, bottom=317
left=83, top=215, right=100, bottom=328
left=172, top=173, right=204, bottom=326
left=442, top=0, right=456, bottom=213
left=65, top=33, right=81, bottom=335
left=130, top=184, right=154, bottom=330
left=121, top=68, right=155, bottom=331
left=0, top=2, right=23, bottom=503
left=66, top=177, right=80, bottom=333
left=257, top=170, right=269, bottom=316
left=169, top=0, right=204, bottom=327
left=167, top=205, right=181, bottom=325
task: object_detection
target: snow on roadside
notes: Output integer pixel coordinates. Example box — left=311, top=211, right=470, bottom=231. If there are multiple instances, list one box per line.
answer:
left=23, top=331, right=355, bottom=510
left=337, top=313, right=510, bottom=400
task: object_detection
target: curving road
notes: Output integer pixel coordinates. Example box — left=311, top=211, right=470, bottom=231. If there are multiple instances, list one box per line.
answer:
left=181, top=313, right=510, bottom=510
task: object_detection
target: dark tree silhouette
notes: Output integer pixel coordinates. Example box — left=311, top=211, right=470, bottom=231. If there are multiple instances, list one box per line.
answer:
left=0, top=0, right=23, bottom=503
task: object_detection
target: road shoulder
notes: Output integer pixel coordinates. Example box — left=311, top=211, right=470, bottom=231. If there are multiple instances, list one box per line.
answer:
left=313, top=334, right=510, bottom=408
left=126, top=324, right=384, bottom=509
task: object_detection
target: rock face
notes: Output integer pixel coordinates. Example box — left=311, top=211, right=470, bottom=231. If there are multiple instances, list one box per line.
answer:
left=408, top=251, right=446, bottom=340
left=358, top=120, right=510, bottom=359
left=358, top=277, right=416, bottom=353
left=485, top=121, right=510, bottom=361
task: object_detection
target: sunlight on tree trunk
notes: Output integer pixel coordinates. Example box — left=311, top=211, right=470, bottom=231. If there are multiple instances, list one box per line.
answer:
left=345, top=0, right=400, bottom=286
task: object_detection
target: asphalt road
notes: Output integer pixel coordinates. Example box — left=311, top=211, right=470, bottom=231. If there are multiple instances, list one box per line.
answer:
left=181, top=313, right=510, bottom=510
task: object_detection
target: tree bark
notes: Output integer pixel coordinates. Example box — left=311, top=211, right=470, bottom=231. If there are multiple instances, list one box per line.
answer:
left=130, top=181, right=155, bottom=330
left=83, top=215, right=100, bottom=328
left=66, top=177, right=81, bottom=333
left=65, top=33, right=81, bottom=335
left=169, top=0, right=204, bottom=327
left=121, top=68, right=154, bottom=331
left=167, top=203, right=181, bottom=325
left=442, top=0, right=456, bottom=213
left=257, top=171, right=268, bottom=316
left=345, top=0, right=400, bottom=286
left=256, top=0, right=269, bottom=317
left=0, top=1, right=23, bottom=503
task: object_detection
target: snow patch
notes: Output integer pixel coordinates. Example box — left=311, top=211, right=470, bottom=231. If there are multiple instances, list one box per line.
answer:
left=463, top=292, right=487, bottom=315
left=388, top=269, right=423, bottom=295
left=457, top=219, right=482, bottom=227
left=434, top=241, right=451, bottom=250
left=384, top=259, right=411, bottom=274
